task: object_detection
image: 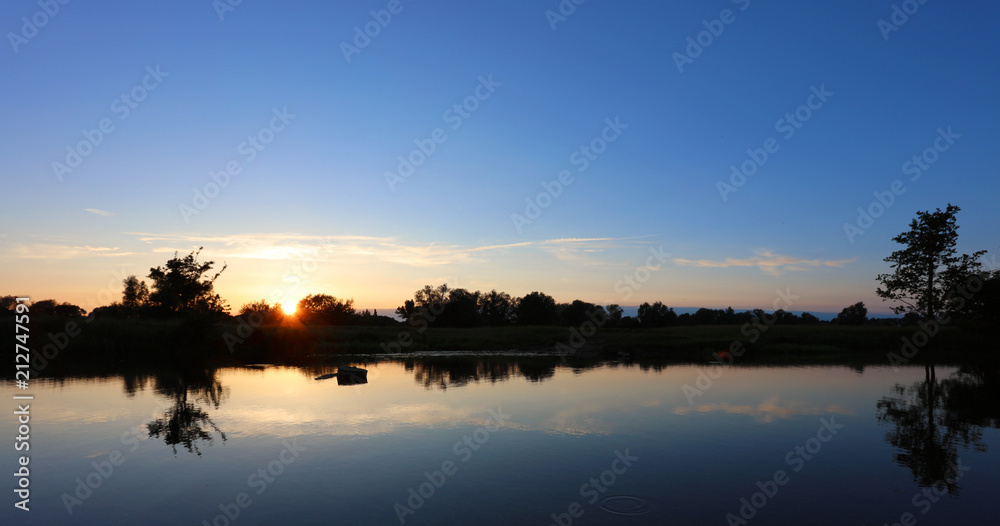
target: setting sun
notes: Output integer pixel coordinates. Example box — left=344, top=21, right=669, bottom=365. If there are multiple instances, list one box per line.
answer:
left=281, top=303, right=297, bottom=316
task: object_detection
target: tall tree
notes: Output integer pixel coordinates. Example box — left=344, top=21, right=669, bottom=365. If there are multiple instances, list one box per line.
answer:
left=515, top=292, right=558, bottom=325
left=478, top=290, right=515, bottom=326
left=122, top=275, right=150, bottom=309
left=877, top=204, right=986, bottom=319
left=148, top=247, right=228, bottom=314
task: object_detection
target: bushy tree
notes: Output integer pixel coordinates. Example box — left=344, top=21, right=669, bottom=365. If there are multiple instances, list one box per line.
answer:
left=148, top=247, right=228, bottom=315
left=835, top=302, right=868, bottom=325
left=877, top=204, right=986, bottom=319
left=442, top=288, right=481, bottom=327
left=296, top=294, right=355, bottom=325
left=515, top=292, right=558, bottom=325
left=637, top=301, right=676, bottom=328
left=478, top=290, right=515, bottom=326
left=238, top=300, right=285, bottom=325
left=605, top=304, right=624, bottom=327
left=122, top=275, right=150, bottom=309
left=799, top=312, right=821, bottom=324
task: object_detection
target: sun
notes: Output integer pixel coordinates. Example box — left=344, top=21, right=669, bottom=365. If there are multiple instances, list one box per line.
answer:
left=281, top=303, right=297, bottom=316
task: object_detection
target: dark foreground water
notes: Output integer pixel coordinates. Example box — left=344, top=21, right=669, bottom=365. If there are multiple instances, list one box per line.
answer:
left=3, top=357, right=998, bottom=525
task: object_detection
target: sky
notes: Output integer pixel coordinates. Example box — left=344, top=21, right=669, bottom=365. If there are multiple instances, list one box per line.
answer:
left=2, top=0, right=998, bottom=316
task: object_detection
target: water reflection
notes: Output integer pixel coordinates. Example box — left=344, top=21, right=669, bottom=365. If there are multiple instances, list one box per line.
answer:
left=399, top=355, right=611, bottom=390
left=140, top=367, right=229, bottom=455
left=876, top=363, right=998, bottom=495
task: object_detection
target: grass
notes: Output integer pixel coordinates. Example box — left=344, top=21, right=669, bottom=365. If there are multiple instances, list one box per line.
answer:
left=9, top=315, right=997, bottom=373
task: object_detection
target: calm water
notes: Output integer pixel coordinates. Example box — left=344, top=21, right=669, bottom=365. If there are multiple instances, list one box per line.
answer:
left=3, top=357, right=998, bottom=525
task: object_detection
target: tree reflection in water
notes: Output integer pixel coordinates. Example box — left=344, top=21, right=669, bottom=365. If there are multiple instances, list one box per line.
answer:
left=144, top=367, right=229, bottom=455
left=877, top=363, right=999, bottom=495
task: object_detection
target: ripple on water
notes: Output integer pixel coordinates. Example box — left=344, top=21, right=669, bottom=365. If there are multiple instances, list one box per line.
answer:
left=599, top=495, right=651, bottom=515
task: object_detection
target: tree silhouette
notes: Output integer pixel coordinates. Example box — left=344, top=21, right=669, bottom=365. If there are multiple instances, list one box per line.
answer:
left=515, top=291, right=558, bottom=325
left=122, top=275, right=150, bottom=309
left=877, top=204, right=986, bottom=320
left=148, top=247, right=228, bottom=315
left=478, top=290, right=515, bottom=326
left=296, top=294, right=355, bottom=325
left=876, top=364, right=995, bottom=495
left=146, top=367, right=228, bottom=456
left=834, top=302, right=868, bottom=325
left=638, top=301, right=677, bottom=327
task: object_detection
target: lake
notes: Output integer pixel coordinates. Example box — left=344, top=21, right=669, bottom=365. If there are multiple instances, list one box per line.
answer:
left=3, top=356, right=998, bottom=525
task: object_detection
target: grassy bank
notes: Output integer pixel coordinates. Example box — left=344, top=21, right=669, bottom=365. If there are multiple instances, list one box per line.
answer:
left=11, top=316, right=997, bottom=373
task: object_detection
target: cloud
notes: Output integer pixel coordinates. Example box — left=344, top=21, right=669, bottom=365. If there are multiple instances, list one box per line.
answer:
left=673, top=397, right=854, bottom=423
left=6, top=244, right=133, bottom=259
left=84, top=208, right=116, bottom=217
left=126, top=232, right=650, bottom=269
left=673, top=249, right=854, bottom=276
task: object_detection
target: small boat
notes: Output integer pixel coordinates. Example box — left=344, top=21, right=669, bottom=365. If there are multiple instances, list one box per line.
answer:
left=338, top=366, right=368, bottom=379
left=316, top=366, right=368, bottom=383
left=336, top=366, right=368, bottom=386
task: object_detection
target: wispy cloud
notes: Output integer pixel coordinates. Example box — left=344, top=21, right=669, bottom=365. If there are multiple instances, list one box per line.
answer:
left=673, top=249, right=854, bottom=276
left=84, top=208, right=116, bottom=217
left=673, top=397, right=854, bottom=423
left=127, top=232, right=650, bottom=268
left=6, top=244, right=133, bottom=259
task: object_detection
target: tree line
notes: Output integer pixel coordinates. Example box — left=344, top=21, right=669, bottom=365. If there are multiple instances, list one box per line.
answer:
left=3, top=204, right=998, bottom=330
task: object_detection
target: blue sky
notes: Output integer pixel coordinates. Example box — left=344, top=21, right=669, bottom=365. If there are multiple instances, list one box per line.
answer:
left=2, top=0, right=998, bottom=315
